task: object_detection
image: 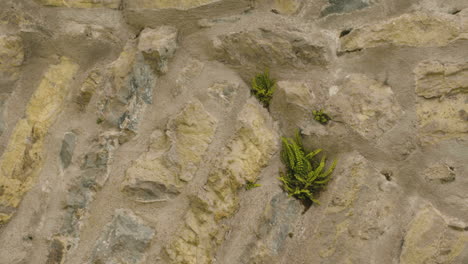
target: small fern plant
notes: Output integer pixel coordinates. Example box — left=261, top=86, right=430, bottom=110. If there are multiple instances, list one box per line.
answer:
left=251, top=69, right=276, bottom=108
left=279, top=131, right=336, bottom=205
left=313, top=109, right=331, bottom=125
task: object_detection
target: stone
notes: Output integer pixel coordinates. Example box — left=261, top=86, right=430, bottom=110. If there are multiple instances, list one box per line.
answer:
left=326, top=74, right=403, bottom=139
left=321, top=0, right=369, bottom=17
left=246, top=192, right=302, bottom=263
left=213, top=26, right=329, bottom=70
left=400, top=205, right=468, bottom=264
left=76, top=69, right=104, bottom=111
left=173, top=58, right=204, bottom=96
left=415, top=63, right=468, bottom=144
left=422, top=162, right=457, bottom=183
left=207, top=81, right=238, bottom=106
left=0, top=57, right=78, bottom=225
left=45, top=238, right=65, bottom=264
left=165, top=99, right=278, bottom=263
left=0, top=94, right=7, bottom=136
left=124, top=0, right=222, bottom=10
left=340, top=12, right=465, bottom=52
left=414, top=61, right=468, bottom=99
left=90, top=209, right=155, bottom=264
left=122, top=100, right=217, bottom=202
left=0, top=34, right=24, bottom=83
left=60, top=132, right=76, bottom=169
left=270, top=80, right=316, bottom=128
left=137, top=26, right=178, bottom=73
left=34, top=0, right=121, bottom=8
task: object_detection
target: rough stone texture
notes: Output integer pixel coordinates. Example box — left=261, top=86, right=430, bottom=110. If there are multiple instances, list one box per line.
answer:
left=124, top=0, right=222, bottom=10
left=165, top=100, right=278, bottom=263
left=321, top=0, right=369, bottom=16
left=34, top=0, right=121, bottom=8
left=327, top=74, right=403, bottom=139
left=340, top=12, right=467, bottom=52
left=415, top=61, right=468, bottom=99
left=0, top=57, right=78, bottom=225
left=90, top=209, right=155, bottom=264
left=60, top=132, right=76, bottom=169
left=400, top=205, right=468, bottom=264
left=415, top=61, right=468, bottom=144
left=213, top=25, right=330, bottom=71
left=1, top=1, right=468, bottom=264
left=138, top=26, right=178, bottom=73
left=122, top=100, right=217, bottom=202
left=0, top=34, right=24, bottom=83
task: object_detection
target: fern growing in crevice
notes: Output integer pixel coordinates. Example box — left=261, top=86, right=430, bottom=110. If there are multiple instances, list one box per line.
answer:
left=251, top=69, right=276, bottom=108
left=279, top=131, right=336, bottom=207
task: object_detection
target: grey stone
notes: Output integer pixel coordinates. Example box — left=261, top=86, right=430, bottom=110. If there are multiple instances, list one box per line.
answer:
left=60, top=132, right=76, bottom=169
left=246, top=192, right=302, bottom=263
left=90, top=209, right=155, bottom=264
left=321, top=0, right=369, bottom=16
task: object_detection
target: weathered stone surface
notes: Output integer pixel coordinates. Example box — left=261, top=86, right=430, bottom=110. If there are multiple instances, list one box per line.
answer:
left=60, top=132, right=76, bottom=169
left=207, top=81, right=238, bottom=106
left=327, top=74, right=403, bottom=139
left=76, top=69, right=104, bottom=111
left=124, top=0, right=221, bottom=10
left=34, top=0, right=121, bottom=8
left=321, top=0, right=369, bottom=16
left=138, top=26, right=178, bottom=73
left=0, top=34, right=24, bottom=83
left=0, top=57, right=78, bottom=225
left=173, top=58, right=204, bottom=96
left=45, top=238, right=65, bottom=264
left=90, top=209, right=155, bottom=264
left=400, top=205, right=468, bottom=264
left=246, top=192, right=302, bottom=263
left=122, top=100, right=217, bottom=202
left=213, top=26, right=329, bottom=69
left=422, top=161, right=457, bottom=183
left=340, top=12, right=466, bottom=52
left=292, top=152, right=406, bottom=263
left=415, top=62, right=468, bottom=144
left=165, top=99, right=278, bottom=264
left=98, top=26, right=178, bottom=131
left=415, top=61, right=468, bottom=99
left=270, top=80, right=316, bottom=128
left=0, top=94, right=7, bottom=136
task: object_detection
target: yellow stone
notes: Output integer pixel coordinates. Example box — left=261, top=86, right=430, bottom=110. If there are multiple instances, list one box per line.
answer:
left=0, top=57, right=78, bottom=225
left=34, top=0, right=121, bottom=8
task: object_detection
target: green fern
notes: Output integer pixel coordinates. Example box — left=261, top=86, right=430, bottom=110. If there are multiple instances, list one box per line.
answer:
left=279, top=130, right=336, bottom=204
left=251, top=69, right=276, bottom=108
left=312, top=109, right=331, bottom=125
left=245, top=181, right=261, bottom=190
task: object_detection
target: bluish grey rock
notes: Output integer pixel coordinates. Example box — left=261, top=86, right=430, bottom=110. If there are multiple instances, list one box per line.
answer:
left=321, top=0, right=369, bottom=16
left=90, top=209, right=155, bottom=264
left=60, top=132, right=76, bottom=169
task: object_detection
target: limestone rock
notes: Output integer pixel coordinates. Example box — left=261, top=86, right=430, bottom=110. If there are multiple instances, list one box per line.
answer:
left=34, top=0, right=121, bottom=8
left=137, top=26, right=178, bottom=73
left=173, top=58, right=204, bottom=96
left=122, top=100, right=217, bottom=202
left=213, top=26, right=329, bottom=70
left=0, top=34, right=24, bottom=83
left=327, top=74, right=403, bottom=139
left=0, top=94, right=7, bottom=136
left=416, top=78, right=468, bottom=144
left=0, top=57, right=78, bottom=225
left=247, top=192, right=302, bottom=263
left=124, top=0, right=222, bottom=10
left=165, top=99, right=278, bottom=264
left=415, top=61, right=468, bottom=99
left=422, top=162, right=457, bottom=183
left=60, top=132, right=76, bottom=169
left=321, top=0, right=369, bottom=16
left=340, top=12, right=465, bottom=52
left=400, top=205, right=468, bottom=264
left=76, top=69, right=103, bottom=111
left=256, top=0, right=303, bottom=15
left=90, top=209, right=155, bottom=264
left=207, top=81, right=238, bottom=106
left=270, top=80, right=316, bottom=128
